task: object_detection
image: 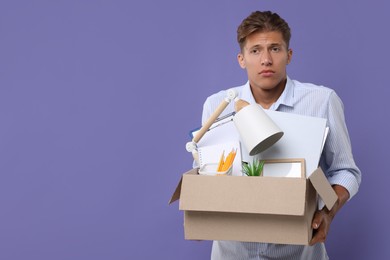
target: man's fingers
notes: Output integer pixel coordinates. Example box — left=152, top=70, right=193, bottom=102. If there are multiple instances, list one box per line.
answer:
left=310, top=210, right=331, bottom=246
left=312, top=210, right=323, bottom=229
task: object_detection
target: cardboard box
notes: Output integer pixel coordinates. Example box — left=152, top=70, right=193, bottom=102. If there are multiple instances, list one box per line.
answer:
left=169, top=166, right=337, bottom=245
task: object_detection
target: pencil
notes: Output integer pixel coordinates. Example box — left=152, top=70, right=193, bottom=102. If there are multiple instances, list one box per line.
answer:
left=217, top=150, right=225, bottom=172
left=221, top=148, right=236, bottom=172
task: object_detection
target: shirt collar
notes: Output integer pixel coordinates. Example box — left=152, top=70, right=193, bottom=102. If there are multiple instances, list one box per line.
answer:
left=240, top=76, right=294, bottom=110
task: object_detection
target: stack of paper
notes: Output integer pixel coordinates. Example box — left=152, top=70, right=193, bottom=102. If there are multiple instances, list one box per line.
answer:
left=252, top=110, right=327, bottom=177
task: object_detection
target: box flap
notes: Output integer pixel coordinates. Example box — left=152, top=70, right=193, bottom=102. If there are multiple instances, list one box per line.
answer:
left=308, top=168, right=338, bottom=210
left=169, top=168, right=199, bottom=204
left=168, top=169, right=197, bottom=204
left=168, top=177, right=182, bottom=205
left=180, top=172, right=307, bottom=216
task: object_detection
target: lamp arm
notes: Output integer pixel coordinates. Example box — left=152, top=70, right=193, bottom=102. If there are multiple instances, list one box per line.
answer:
left=193, top=101, right=228, bottom=143
left=186, top=89, right=237, bottom=156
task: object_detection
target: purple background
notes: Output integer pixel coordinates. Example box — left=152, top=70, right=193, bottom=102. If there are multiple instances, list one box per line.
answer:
left=0, top=1, right=388, bottom=259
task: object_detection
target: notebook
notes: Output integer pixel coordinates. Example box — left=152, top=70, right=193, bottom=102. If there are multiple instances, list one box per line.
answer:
left=194, top=116, right=242, bottom=176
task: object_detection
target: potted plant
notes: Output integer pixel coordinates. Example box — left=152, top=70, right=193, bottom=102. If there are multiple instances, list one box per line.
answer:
left=242, top=159, right=265, bottom=177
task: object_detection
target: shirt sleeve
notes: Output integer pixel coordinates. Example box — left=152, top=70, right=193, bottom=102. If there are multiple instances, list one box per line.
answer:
left=319, top=91, right=362, bottom=199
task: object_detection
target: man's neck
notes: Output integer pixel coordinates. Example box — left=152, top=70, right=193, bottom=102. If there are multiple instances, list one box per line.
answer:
left=250, top=79, right=287, bottom=109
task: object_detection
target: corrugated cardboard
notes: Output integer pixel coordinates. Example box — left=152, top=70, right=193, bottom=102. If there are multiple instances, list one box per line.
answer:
left=169, top=166, right=337, bottom=245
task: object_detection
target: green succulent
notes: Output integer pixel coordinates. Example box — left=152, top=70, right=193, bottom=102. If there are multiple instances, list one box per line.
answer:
left=242, top=159, right=265, bottom=177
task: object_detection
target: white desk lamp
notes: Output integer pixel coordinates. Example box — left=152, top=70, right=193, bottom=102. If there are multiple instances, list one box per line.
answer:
left=186, top=89, right=284, bottom=165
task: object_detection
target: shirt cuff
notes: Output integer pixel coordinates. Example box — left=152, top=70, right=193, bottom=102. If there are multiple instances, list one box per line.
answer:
left=327, top=171, right=360, bottom=200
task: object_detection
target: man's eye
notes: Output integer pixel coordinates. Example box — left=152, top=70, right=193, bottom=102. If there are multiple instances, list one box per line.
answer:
left=250, top=49, right=259, bottom=54
left=271, top=47, right=280, bottom=52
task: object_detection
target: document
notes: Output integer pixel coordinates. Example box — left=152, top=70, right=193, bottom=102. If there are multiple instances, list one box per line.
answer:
left=248, top=110, right=327, bottom=178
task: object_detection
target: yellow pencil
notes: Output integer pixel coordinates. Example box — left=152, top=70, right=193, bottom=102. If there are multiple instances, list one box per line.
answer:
left=221, top=152, right=231, bottom=171
left=222, top=148, right=236, bottom=172
left=217, top=150, right=225, bottom=172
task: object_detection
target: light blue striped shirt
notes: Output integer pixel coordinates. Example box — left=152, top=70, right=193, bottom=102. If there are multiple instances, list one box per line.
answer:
left=201, top=77, right=361, bottom=260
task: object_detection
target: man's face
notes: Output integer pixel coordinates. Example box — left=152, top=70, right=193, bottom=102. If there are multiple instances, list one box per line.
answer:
left=237, top=31, right=292, bottom=92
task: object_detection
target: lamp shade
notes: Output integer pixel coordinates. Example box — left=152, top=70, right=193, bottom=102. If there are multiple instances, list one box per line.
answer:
left=233, top=104, right=284, bottom=156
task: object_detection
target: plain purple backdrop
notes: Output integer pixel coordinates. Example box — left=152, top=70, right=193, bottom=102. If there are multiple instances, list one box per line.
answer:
left=0, top=1, right=388, bottom=259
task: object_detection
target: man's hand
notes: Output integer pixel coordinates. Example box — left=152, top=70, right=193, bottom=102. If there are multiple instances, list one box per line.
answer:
left=309, top=185, right=350, bottom=246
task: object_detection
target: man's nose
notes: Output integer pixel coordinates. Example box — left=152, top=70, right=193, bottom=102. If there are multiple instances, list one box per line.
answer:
left=261, top=51, right=272, bottom=66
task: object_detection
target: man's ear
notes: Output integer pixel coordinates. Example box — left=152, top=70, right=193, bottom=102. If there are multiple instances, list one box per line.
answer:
left=237, top=53, right=246, bottom=69
left=287, top=48, right=293, bottom=64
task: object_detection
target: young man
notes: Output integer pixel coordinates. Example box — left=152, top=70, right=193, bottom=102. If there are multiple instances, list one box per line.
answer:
left=201, top=11, right=361, bottom=260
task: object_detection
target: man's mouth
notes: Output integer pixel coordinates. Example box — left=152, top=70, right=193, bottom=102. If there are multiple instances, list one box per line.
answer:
left=260, top=70, right=275, bottom=76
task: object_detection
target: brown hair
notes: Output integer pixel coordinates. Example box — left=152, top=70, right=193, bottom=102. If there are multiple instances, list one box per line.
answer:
left=237, top=11, right=291, bottom=51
